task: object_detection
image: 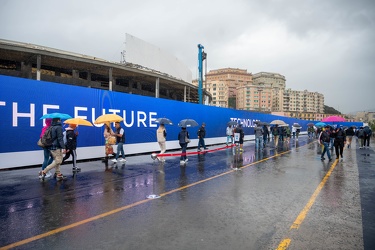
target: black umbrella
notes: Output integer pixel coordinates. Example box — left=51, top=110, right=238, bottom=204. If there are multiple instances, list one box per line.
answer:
left=257, top=121, right=270, bottom=126
left=155, top=118, right=173, bottom=125
left=293, top=123, right=301, bottom=127
left=307, top=123, right=314, bottom=126
left=178, top=119, right=198, bottom=127
left=227, top=121, right=238, bottom=126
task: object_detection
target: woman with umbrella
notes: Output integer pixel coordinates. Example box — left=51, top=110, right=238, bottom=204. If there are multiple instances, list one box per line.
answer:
left=178, top=127, right=190, bottom=164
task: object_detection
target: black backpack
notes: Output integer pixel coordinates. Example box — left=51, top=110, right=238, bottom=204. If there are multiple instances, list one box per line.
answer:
left=41, top=126, right=54, bottom=147
left=320, top=131, right=330, bottom=143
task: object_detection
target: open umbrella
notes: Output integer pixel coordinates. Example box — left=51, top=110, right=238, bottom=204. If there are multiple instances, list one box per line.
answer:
left=321, top=116, right=346, bottom=122
left=155, top=118, right=173, bottom=125
left=227, top=120, right=239, bottom=126
left=255, top=121, right=270, bottom=126
left=307, top=123, right=314, bottom=126
left=315, top=122, right=326, bottom=127
left=40, top=112, right=72, bottom=120
left=178, top=119, right=198, bottom=127
left=279, top=123, right=289, bottom=127
left=293, top=123, right=301, bottom=127
left=94, top=114, right=123, bottom=124
left=270, top=120, right=286, bottom=125
left=64, top=118, right=93, bottom=126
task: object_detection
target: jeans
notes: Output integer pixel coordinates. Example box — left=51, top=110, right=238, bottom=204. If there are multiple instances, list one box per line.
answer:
left=226, top=135, right=233, bottom=145
left=321, top=142, right=331, bottom=160
left=42, top=147, right=53, bottom=170
left=116, top=142, right=125, bottom=160
left=179, top=143, right=187, bottom=160
left=255, top=137, right=262, bottom=148
left=198, top=137, right=206, bottom=150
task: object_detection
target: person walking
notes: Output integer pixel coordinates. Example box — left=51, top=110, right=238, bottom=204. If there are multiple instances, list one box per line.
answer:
left=103, top=123, right=115, bottom=161
left=319, top=125, right=332, bottom=162
left=62, top=124, right=80, bottom=171
left=285, top=126, right=291, bottom=143
left=197, top=122, right=207, bottom=152
left=333, top=126, right=346, bottom=161
left=39, top=118, right=66, bottom=180
left=272, top=125, right=279, bottom=147
left=263, top=125, right=269, bottom=147
left=356, top=126, right=365, bottom=149
left=345, top=126, right=355, bottom=148
left=178, top=127, right=189, bottom=164
left=292, top=126, right=297, bottom=139
left=364, top=126, right=372, bottom=149
left=112, top=122, right=126, bottom=163
left=39, top=118, right=53, bottom=179
left=308, top=126, right=315, bottom=139
left=226, top=125, right=233, bottom=146
left=156, top=124, right=167, bottom=161
left=234, top=123, right=245, bottom=151
left=254, top=126, right=263, bottom=148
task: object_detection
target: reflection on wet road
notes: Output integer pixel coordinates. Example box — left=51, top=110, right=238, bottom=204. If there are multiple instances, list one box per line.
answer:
left=0, top=136, right=373, bottom=249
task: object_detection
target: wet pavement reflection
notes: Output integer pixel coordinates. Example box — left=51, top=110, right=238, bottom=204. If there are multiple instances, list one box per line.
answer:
left=0, top=136, right=373, bottom=249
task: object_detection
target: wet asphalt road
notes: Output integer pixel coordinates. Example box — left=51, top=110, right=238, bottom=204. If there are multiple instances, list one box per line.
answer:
left=0, top=136, right=374, bottom=250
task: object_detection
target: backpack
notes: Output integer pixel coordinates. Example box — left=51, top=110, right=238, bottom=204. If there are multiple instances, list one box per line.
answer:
left=320, top=131, right=330, bottom=143
left=357, top=129, right=364, bottom=138
left=41, top=126, right=54, bottom=147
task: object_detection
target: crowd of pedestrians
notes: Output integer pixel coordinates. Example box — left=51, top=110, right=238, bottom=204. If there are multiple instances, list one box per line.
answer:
left=37, top=115, right=373, bottom=180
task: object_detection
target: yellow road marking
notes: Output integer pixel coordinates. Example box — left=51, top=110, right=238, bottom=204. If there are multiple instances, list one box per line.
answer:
left=277, top=158, right=339, bottom=249
left=1, top=147, right=296, bottom=249
left=276, top=238, right=291, bottom=250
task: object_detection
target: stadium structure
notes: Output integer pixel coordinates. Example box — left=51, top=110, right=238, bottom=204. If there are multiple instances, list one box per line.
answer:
left=0, top=36, right=211, bottom=103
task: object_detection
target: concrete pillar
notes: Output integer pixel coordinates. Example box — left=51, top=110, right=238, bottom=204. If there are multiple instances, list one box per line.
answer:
left=184, top=86, right=187, bottom=102
left=155, top=78, right=160, bottom=98
left=36, top=55, right=41, bottom=80
left=72, top=69, right=79, bottom=78
left=109, top=68, right=113, bottom=91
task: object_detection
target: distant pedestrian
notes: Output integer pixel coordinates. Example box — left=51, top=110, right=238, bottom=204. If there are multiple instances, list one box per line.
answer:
left=272, top=125, right=279, bottom=147
left=292, top=126, right=297, bottom=139
left=296, top=127, right=301, bottom=140
left=197, top=122, right=207, bottom=151
left=319, top=125, right=332, bottom=162
left=62, top=124, right=80, bottom=171
left=226, top=125, right=233, bottom=145
left=156, top=124, right=167, bottom=161
left=345, top=126, right=355, bottom=148
left=178, top=127, right=190, bottom=164
left=112, top=122, right=126, bottom=163
left=39, top=118, right=67, bottom=180
left=363, top=126, right=372, bottom=148
left=263, top=125, right=269, bottom=147
left=278, top=126, right=284, bottom=142
left=307, top=126, right=315, bottom=139
left=254, top=126, right=263, bottom=148
left=103, top=123, right=115, bottom=160
left=333, top=126, right=346, bottom=161
left=39, top=118, right=53, bottom=179
left=234, top=124, right=245, bottom=151
left=356, top=126, right=365, bottom=149
left=285, top=126, right=291, bottom=143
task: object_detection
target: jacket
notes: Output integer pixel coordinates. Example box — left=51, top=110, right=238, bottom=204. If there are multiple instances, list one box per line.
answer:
left=65, top=128, right=77, bottom=150
left=178, top=130, right=189, bottom=143
left=49, top=121, right=65, bottom=150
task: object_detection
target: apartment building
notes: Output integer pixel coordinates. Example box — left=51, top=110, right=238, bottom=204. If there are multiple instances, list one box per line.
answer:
left=252, top=72, right=286, bottom=89
left=236, top=85, right=273, bottom=111
left=205, top=68, right=252, bottom=107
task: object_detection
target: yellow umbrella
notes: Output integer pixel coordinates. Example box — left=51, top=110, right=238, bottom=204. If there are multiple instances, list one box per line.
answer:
left=94, top=114, right=124, bottom=124
left=64, top=118, right=93, bottom=126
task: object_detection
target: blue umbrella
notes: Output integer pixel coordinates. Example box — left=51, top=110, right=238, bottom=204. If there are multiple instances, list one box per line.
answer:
left=315, top=122, right=326, bottom=127
left=40, top=113, right=72, bottom=120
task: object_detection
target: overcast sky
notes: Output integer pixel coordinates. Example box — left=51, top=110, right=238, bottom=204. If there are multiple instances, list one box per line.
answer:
left=1, top=0, right=374, bottom=114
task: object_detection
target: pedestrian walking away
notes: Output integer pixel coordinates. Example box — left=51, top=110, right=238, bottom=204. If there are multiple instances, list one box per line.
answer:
left=254, top=125, right=264, bottom=148
left=39, top=118, right=66, bottom=180
left=197, top=122, right=207, bottom=151
left=62, top=123, right=80, bottom=171
left=272, top=125, right=279, bottom=148
left=363, top=126, right=372, bottom=148
left=345, top=126, right=355, bottom=148
left=234, top=123, right=245, bottom=151
left=333, top=126, right=346, bottom=161
left=356, top=126, right=365, bottom=149
left=178, top=127, right=189, bottom=164
left=112, top=122, right=126, bottom=163
left=263, top=124, right=269, bottom=147
left=319, top=125, right=332, bottom=162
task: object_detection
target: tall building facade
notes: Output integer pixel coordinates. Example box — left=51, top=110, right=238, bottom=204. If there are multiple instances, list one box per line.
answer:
left=236, top=85, right=273, bottom=111
left=252, top=72, right=286, bottom=89
left=205, top=68, right=252, bottom=107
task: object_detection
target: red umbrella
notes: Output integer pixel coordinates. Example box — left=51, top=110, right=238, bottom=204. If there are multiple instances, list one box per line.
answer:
left=321, top=116, right=346, bottom=122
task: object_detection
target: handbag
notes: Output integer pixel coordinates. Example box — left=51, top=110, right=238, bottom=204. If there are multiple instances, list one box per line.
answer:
left=105, top=144, right=114, bottom=155
left=37, top=138, right=44, bottom=147
left=185, top=136, right=190, bottom=143
left=108, top=136, right=116, bottom=145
